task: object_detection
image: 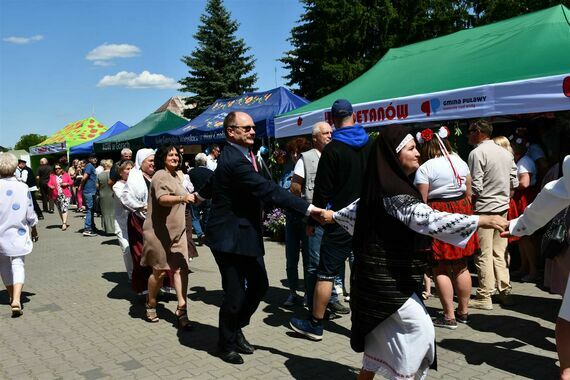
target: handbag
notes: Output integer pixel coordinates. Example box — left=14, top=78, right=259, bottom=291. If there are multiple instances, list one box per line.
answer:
left=541, top=207, right=569, bottom=259
left=93, top=191, right=102, bottom=215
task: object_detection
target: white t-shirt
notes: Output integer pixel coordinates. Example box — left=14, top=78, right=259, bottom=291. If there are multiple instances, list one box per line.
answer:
left=516, top=154, right=537, bottom=186
left=293, top=150, right=321, bottom=179
left=414, top=154, right=469, bottom=200
left=206, top=155, right=217, bottom=171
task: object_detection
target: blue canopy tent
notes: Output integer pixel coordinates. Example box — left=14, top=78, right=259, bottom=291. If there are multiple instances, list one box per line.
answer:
left=146, top=87, right=309, bottom=146
left=70, top=121, right=129, bottom=156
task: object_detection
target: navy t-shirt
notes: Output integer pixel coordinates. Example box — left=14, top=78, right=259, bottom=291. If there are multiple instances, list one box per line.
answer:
left=83, top=163, right=97, bottom=193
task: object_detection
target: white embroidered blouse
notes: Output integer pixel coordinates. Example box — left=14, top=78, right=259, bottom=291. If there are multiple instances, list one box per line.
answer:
left=333, top=194, right=479, bottom=248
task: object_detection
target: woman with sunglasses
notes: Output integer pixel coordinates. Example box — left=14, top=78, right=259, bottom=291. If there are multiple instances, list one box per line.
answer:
left=47, top=164, right=73, bottom=230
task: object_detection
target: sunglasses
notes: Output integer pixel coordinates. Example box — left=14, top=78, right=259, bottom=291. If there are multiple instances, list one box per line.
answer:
left=230, top=125, right=256, bottom=132
left=55, top=167, right=62, bottom=170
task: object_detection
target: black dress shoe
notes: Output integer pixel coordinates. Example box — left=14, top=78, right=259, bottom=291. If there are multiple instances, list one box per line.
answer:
left=236, top=330, right=255, bottom=354
left=219, top=350, right=244, bottom=364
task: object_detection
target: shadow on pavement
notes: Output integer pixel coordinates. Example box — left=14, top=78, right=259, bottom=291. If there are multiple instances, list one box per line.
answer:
left=467, top=314, right=556, bottom=352
left=438, top=338, right=559, bottom=378
left=189, top=285, right=223, bottom=307
left=100, top=239, right=120, bottom=246
left=0, top=290, right=36, bottom=306
left=498, top=294, right=561, bottom=322
left=256, top=345, right=359, bottom=380
left=177, top=321, right=219, bottom=357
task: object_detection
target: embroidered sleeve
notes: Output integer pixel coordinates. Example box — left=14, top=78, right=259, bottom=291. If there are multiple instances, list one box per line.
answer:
left=332, top=199, right=359, bottom=235
left=333, top=195, right=479, bottom=247
left=383, top=194, right=478, bottom=247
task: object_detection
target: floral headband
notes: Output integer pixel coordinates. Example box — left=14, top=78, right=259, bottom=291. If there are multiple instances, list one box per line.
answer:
left=416, top=126, right=463, bottom=188
left=415, top=126, right=449, bottom=144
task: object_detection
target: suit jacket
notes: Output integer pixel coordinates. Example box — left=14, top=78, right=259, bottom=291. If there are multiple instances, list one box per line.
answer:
left=201, top=143, right=309, bottom=257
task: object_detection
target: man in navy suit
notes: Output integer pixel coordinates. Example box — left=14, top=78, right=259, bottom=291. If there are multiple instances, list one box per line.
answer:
left=197, top=111, right=322, bottom=364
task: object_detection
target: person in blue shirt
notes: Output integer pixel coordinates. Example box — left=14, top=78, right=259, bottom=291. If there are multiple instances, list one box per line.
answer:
left=81, top=154, right=98, bottom=236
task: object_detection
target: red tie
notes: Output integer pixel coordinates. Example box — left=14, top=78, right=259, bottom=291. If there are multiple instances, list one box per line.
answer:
left=249, top=150, right=259, bottom=172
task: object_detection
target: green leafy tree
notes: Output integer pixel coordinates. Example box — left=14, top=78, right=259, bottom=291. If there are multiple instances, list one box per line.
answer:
left=179, top=0, right=257, bottom=119
left=14, top=133, right=47, bottom=151
left=282, top=0, right=470, bottom=100
left=469, top=0, right=570, bottom=25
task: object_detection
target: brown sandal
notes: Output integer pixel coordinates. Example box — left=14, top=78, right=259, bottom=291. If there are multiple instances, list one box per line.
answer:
left=175, top=306, right=192, bottom=330
left=11, top=302, right=23, bottom=318
left=145, top=303, right=159, bottom=323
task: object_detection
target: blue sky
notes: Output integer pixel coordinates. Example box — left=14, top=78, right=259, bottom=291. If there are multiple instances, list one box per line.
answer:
left=0, top=0, right=305, bottom=148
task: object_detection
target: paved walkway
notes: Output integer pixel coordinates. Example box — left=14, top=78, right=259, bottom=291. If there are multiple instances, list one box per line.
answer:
left=0, top=211, right=562, bottom=379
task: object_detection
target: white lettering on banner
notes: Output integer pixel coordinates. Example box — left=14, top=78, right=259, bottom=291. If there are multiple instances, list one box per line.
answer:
left=274, top=74, right=570, bottom=138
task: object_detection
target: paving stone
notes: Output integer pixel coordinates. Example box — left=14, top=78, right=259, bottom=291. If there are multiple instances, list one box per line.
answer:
left=0, top=211, right=563, bottom=379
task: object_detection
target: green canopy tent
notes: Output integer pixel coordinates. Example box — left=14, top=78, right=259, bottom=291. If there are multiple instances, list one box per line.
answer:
left=93, top=110, right=187, bottom=153
left=275, top=4, right=570, bottom=137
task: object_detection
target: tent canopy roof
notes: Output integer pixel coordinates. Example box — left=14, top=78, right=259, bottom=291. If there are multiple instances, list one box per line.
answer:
left=98, top=110, right=187, bottom=144
left=70, top=121, right=129, bottom=156
left=147, top=87, right=308, bottom=145
left=279, top=4, right=570, bottom=117
left=33, top=117, right=107, bottom=149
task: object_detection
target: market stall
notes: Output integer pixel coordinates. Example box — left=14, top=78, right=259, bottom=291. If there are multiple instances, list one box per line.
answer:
left=146, top=87, right=308, bottom=146
left=93, top=110, right=187, bottom=153
left=275, top=5, right=570, bottom=137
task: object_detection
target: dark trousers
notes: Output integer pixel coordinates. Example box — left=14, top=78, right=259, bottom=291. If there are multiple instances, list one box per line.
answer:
left=39, top=182, right=53, bottom=212
left=212, top=250, right=269, bottom=352
left=31, top=191, right=43, bottom=218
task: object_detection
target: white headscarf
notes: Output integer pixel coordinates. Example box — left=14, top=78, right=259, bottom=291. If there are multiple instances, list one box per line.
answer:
left=120, top=149, right=155, bottom=218
left=135, top=148, right=155, bottom=169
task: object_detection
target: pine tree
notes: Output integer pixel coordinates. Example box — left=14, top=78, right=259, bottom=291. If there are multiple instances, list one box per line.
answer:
left=179, top=0, right=257, bottom=119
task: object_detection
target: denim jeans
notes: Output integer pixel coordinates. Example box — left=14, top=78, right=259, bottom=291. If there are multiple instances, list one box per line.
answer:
left=191, top=201, right=210, bottom=237
left=304, top=225, right=342, bottom=308
left=83, top=192, right=95, bottom=232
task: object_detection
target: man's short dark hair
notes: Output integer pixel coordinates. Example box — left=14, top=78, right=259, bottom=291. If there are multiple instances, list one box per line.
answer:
left=223, top=112, right=239, bottom=138
left=470, top=119, right=493, bottom=137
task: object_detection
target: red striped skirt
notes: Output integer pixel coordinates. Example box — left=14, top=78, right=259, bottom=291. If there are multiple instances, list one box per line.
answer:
left=428, top=195, right=479, bottom=263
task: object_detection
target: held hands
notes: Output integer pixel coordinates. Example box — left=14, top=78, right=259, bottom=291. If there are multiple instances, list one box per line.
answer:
left=308, top=207, right=336, bottom=225
left=320, top=210, right=335, bottom=224
left=478, top=215, right=509, bottom=232
left=185, top=193, right=196, bottom=204
left=500, top=223, right=513, bottom=238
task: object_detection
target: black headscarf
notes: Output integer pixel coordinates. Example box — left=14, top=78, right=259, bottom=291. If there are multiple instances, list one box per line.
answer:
left=353, top=125, right=420, bottom=251
left=350, top=125, right=432, bottom=353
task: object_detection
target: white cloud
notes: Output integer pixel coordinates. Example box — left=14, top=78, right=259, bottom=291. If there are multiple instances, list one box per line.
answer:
left=86, top=43, right=141, bottom=61
left=3, top=35, right=44, bottom=44
left=97, top=70, right=181, bottom=89
left=93, top=60, right=114, bottom=67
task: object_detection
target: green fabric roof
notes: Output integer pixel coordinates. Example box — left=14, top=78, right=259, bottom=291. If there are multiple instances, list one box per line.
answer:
left=94, top=110, right=187, bottom=152
left=280, top=4, right=570, bottom=117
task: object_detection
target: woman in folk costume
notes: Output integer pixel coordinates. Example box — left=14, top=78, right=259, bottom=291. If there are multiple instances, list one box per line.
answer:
left=120, top=149, right=157, bottom=295
left=413, top=126, right=478, bottom=329
left=322, top=125, right=507, bottom=379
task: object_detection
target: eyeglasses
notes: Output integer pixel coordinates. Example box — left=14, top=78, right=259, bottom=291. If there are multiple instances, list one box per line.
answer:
left=230, top=125, right=256, bottom=132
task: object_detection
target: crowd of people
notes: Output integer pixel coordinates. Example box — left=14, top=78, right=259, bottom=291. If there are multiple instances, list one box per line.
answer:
left=1, top=99, right=569, bottom=379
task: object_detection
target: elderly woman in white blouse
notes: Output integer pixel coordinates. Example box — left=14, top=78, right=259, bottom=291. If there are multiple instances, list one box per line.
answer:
left=0, top=153, right=38, bottom=317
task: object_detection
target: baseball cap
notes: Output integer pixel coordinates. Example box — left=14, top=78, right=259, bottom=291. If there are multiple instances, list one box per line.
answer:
left=331, top=99, right=353, bottom=118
